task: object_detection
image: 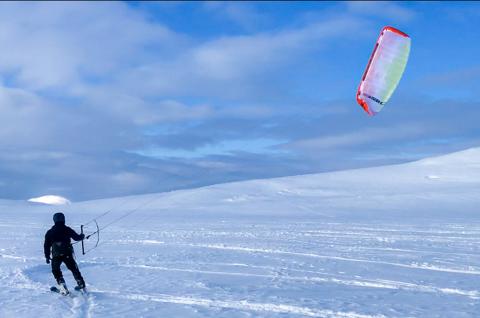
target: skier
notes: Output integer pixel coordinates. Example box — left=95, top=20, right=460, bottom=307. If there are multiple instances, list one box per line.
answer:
left=44, top=212, right=86, bottom=294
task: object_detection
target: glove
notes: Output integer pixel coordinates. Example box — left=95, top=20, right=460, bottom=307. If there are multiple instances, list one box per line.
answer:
left=46, top=257, right=50, bottom=264
left=80, top=234, right=85, bottom=240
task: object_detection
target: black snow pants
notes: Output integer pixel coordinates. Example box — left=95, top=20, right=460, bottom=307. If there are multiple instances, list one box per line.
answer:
left=51, top=254, right=85, bottom=287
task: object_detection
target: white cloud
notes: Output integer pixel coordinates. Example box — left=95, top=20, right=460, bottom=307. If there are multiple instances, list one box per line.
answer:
left=135, top=138, right=288, bottom=159
left=421, top=65, right=480, bottom=87
left=0, top=2, right=177, bottom=91
left=28, top=195, right=71, bottom=205
left=284, top=124, right=428, bottom=153
left=111, top=172, right=149, bottom=190
left=120, top=17, right=366, bottom=99
left=0, top=2, right=468, bottom=201
left=346, top=2, right=416, bottom=23
left=84, top=90, right=214, bottom=126
left=0, top=2, right=367, bottom=128
left=202, top=2, right=269, bottom=31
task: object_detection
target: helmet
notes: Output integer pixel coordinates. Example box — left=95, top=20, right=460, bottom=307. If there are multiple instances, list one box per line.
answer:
left=53, top=212, right=65, bottom=223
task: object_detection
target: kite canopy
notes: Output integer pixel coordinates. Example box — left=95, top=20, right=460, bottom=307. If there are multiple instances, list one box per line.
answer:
left=356, top=26, right=411, bottom=116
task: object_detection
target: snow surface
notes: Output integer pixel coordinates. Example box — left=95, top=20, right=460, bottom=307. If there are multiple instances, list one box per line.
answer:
left=1, top=148, right=480, bottom=317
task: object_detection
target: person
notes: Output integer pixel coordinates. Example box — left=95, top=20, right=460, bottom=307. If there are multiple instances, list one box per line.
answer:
left=44, top=212, right=86, bottom=294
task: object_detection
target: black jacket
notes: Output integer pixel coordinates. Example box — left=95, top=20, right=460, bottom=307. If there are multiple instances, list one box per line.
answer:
left=44, top=222, right=84, bottom=259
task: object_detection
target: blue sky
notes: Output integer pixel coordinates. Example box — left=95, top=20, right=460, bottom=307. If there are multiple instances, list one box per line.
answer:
left=0, top=1, right=479, bottom=201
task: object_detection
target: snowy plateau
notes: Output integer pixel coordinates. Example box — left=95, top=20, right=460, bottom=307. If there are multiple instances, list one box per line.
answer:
left=1, top=148, right=480, bottom=318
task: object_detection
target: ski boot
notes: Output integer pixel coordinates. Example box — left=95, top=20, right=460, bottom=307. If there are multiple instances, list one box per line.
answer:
left=57, top=277, right=70, bottom=295
left=74, top=279, right=87, bottom=293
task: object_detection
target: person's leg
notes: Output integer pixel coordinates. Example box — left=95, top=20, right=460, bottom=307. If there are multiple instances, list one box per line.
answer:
left=51, top=257, right=64, bottom=284
left=64, top=255, right=85, bottom=288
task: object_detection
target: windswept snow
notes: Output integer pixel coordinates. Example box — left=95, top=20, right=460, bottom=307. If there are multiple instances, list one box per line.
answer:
left=28, top=195, right=71, bottom=206
left=1, top=148, right=480, bottom=317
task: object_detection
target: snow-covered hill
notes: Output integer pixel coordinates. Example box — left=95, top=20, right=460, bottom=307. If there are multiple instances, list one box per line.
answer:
left=1, top=148, right=480, bottom=317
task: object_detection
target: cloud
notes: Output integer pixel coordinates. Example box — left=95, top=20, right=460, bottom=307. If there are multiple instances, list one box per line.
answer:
left=136, top=138, right=288, bottom=159
left=202, top=2, right=270, bottom=31
left=420, top=65, right=480, bottom=89
left=0, top=2, right=178, bottom=91
left=346, top=2, right=416, bottom=23
left=284, top=124, right=427, bottom=153
left=0, top=2, right=477, bottom=202
left=28, top=195, right=71, bottom=205
left=84, top=91, right=215, bottom=126
left=110, top=172, right=150, bottom=191
left=117, top=16, right=366, bottom=100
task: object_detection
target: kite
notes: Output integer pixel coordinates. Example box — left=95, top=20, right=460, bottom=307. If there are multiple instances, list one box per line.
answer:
left=356, top=26, right=411, bottom=115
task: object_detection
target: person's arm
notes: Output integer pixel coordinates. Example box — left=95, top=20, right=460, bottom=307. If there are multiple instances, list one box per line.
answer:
left=44, top=231, right=52, bottom=263
left=67, top=227, right=85, bottom=241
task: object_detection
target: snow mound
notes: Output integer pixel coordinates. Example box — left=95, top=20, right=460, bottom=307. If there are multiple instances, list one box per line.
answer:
left=27, top=195, right=71, bottom=205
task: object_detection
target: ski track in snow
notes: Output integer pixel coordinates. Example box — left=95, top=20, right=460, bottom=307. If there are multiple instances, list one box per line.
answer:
left=2, top=215, right=480, bottom=316
left=185, top=243, right=480, bottom=275
left=91, top=289, right=386, bottom=318
left=9, top=265, right=96, bottom=318
left=80, top=260, right=480, bottom=299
